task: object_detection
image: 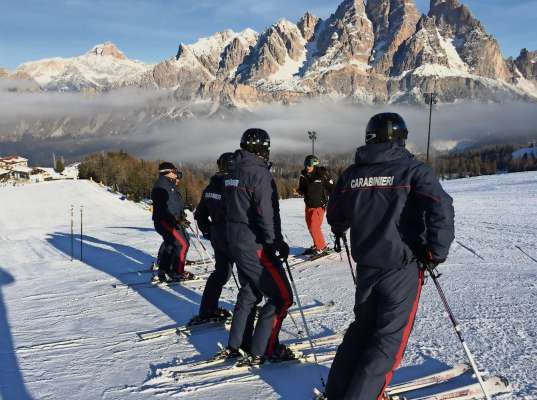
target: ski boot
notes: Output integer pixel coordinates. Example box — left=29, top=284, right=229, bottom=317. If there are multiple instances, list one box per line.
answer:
left=235, top=354, right=265, bottom=367
left=267, top=344, right=298, bottom=363
left=188, top=308, right=231, bottom=326
left=212, top=344, right=242, bottom=361
left=300, top=246, right=316, bottom=256
left=309, top=247, right=330, bottom=260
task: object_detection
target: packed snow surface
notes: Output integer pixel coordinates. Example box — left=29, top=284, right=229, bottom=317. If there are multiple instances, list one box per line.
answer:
left=1, top=172, right=536, bottom=399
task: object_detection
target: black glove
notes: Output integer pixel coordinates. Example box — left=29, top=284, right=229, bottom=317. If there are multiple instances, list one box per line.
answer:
left=276, top=240, right=290, bottom=261
left=415, top=245, right=445, bottom=272
left=265, top=239, right=290, bottom=261
left=332, top=231, right=345, bottom=253
left=202, top=231, right=210, bottom=240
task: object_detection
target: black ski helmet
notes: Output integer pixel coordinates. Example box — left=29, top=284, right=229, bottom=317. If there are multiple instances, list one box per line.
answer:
left=240, top=128, right=271, bottom=161
left=217, top=152, right=235, bottom=173
left=304, top=155, right=320, bottom=168
left=365, top=113, right=408, bottom=145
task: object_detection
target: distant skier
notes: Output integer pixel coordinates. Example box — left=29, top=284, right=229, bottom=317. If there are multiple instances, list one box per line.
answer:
left=297, top=155, right=334, bottom=256
left=220, top=128, right=294, bottom=365
left=191, top=153, right=236, bottom=324
left=151, top=162, right=193, bottom=282
left=324, top=113, right=455, bottom=399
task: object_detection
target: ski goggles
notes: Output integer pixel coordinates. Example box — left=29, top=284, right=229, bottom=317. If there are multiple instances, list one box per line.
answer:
left=304, top=159, right=320, bottom=168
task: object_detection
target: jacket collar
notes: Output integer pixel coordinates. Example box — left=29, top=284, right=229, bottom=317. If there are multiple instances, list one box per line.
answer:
left=354, top=142, right=413, bottom=165
left=234, top=149, right=270, bottom=169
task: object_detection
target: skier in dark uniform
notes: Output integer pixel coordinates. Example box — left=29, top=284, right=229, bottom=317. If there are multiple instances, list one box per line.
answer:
left=191, top=153, right=236, bottom=324
left=297, top=155, right=334, bottom=256
left=219, top=128, right=294, bottom=365
left=151, top=162, right=194, bottom=282
left=323, top=113, right=455, bottom=399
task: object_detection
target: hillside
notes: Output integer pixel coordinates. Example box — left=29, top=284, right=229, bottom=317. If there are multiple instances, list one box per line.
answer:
left=1, top=174, right=536, bottom=398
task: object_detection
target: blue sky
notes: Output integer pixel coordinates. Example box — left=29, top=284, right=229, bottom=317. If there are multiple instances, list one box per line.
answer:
left=1, top=0, right=536, bottom=69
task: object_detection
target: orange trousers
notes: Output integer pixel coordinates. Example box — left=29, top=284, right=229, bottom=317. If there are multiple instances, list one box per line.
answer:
left=305, top=207, right=327, bottom=250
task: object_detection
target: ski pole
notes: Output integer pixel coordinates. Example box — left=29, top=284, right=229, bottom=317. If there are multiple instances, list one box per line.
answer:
left=284, top=259, right=326, bottom=388
left=426, top=264, right=490, bottom=400
left=516, top=245, right=537, bottom=263
left=187, top=227, right=208, bottom=267
left=341, top=235, right=357, bottom=287
left=230, top=264, right=240, bottom=291
left=193, top=222, right=215, bottom=264
left=287, top=306, right=304, bottom=338
left=456, top=240, right=485, bottom=261
left=188, top=225, right=214, bottom=266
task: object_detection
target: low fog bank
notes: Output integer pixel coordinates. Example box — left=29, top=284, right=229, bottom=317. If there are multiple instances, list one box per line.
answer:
left=137, top=101, right=537, bottom=161
left=1, top=91, right=536, bottom=165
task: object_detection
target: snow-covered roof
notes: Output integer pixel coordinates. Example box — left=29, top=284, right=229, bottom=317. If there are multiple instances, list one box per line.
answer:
left=0, top=155, right=28, bottom=164
left=11, top=166, right=33, bottom=173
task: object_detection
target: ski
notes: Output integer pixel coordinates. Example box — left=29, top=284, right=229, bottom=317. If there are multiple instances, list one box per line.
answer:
left=136, top=300, right=336, bottom=341
left=112, top=276, right=205, bottom=289
left=386, top=364, right=471, bottom=395
left=288, top=250, right=339, bottom=268
left=391, top=376, right=510, bottom=400
left=312, top=364, right=475, bottom=400
left=172, top=351, right=335, bottom=381
left=162, top=333, right=341, bottom=375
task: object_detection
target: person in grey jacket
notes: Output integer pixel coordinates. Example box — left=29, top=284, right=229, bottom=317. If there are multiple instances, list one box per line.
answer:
left=151, top=162, right=193, bottom=282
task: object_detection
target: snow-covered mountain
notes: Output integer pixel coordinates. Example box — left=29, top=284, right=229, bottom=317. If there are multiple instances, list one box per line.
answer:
left=2, top=0, right=537, bottom=141
left=12, top=42, right=152, bottom=92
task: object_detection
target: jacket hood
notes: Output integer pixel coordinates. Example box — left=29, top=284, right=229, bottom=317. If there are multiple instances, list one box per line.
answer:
left=354, top=142, right=413, bottom=165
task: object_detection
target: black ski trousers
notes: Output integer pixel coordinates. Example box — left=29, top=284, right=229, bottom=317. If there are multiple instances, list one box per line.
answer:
left=199, top=246, right=233, bottom=316
left=228, top=239, right=293, bottom=357
left=325, top=262, right=424, bottom=400
left=154, top=220, right=190, bottom=275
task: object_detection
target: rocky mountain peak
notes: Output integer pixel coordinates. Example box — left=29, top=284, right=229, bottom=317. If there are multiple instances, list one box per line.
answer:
left=428, top=0, right=511, bottom=81
left=366, top=0, right=420, bottom=73
left=89, top=42, right=126, bottom=60
left=515, top=48, right=537, bottom=81
left=311, top=0, right=374, bottom=70
left=236, top=19, right=305, bottom=83
left=298, top=12, right=320, bottom=41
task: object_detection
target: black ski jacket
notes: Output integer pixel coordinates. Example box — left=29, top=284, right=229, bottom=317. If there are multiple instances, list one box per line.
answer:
left=151, top=175, right=185, bottom=225
left=194, top=174, right=228, bottom=252
left=225, top=149, right=283, bottom=247
left=327, top=142, right=454, bottom=269
left=297, top=166, right=334, bottom=208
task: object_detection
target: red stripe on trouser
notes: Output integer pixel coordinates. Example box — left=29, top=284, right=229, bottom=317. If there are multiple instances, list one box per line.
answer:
left=161, top=220, right=188, bottom=274
left=258, top=249, right=293, bottom=356
left=377, top=269, right=424, bottom=400
left=305, top=207, right=326, bottom=250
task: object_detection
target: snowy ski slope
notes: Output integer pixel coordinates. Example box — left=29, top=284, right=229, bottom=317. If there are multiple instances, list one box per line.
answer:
left=0, top=173, right=536, bottom=399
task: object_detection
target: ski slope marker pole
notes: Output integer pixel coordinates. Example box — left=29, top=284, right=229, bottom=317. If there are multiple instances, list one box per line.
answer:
left=456, top=240, right=485, bottom=261
left=284, top=259, right=326, bottom=388
left=342, top=235, right=357, bottom=287
left=70, top=205, right=74, bottom=261
left=516, top=245, right=537, bottom=263
left=426, top=265, right=490, bottom=400
left=80, top=206, right=83, bottom=262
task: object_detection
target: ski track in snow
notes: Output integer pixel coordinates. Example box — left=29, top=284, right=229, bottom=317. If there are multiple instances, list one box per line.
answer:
left=0, top=174, right=536, bottom=399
